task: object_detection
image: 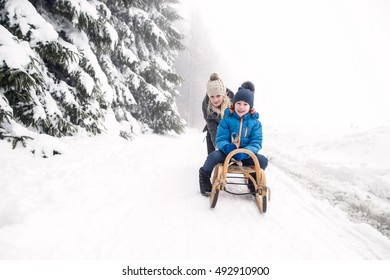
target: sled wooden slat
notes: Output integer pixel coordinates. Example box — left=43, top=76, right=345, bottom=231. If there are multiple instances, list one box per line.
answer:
left=227, top=165, right=257, bottom=173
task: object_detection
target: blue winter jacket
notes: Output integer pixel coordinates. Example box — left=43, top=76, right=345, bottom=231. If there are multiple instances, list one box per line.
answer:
left=216, top=108, right=262, bottom=156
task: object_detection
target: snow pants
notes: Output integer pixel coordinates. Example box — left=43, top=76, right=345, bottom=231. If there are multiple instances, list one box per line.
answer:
left=202, top=150, right=268, bottom=173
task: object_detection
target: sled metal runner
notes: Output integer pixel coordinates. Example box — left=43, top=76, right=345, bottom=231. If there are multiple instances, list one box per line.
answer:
left=210, top=149, right=271, bottom=213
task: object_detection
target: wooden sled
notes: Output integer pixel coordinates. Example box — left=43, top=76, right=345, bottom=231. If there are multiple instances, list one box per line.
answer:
left=210, top=149, right=270, bottom=213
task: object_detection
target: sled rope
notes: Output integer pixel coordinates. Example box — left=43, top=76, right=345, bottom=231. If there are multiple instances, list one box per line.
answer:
left=231, top=117, right=243, bottom=148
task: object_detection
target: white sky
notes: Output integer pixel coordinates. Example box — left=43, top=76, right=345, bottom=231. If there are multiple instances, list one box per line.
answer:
left=188, top=0, right=390, bottom=133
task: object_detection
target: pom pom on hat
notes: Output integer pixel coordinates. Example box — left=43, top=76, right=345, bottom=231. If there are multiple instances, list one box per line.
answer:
left=241, top=81, right=255, bottom=93
left=207, top=73, right=226, bottom=97
left=233, top=87, right=254, bottom=108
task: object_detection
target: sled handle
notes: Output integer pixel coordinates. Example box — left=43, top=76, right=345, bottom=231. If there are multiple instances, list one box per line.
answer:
left=222, top=149, right=262, bottom=180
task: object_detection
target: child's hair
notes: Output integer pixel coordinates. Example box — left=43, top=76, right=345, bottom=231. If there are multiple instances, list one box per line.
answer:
left=208, top=96, right=231, bottom=117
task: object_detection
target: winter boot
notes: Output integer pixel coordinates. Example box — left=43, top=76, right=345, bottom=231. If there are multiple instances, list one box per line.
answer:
left=199, top=167, right=212, bottom=196
left=247, top=172, right=256, bottom=194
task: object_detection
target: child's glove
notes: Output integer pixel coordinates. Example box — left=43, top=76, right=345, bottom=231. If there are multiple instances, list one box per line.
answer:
left=224, top=143, right=237, bottom=154
left=233, top=153, right=248, bottom=161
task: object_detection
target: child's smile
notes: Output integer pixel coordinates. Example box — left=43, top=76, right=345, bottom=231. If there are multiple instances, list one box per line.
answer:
left=235, top=101, right=250, bottom=117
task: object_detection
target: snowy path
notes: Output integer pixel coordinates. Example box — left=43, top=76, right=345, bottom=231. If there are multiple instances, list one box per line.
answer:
left=1, top=130, right=390, bottom=259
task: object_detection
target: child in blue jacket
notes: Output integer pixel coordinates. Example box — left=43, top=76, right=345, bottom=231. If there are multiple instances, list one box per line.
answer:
left=198, top=84, right=268, bottom=196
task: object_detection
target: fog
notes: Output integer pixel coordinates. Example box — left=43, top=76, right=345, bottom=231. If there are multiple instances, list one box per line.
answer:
left=176, top=0, right=390, bottom=136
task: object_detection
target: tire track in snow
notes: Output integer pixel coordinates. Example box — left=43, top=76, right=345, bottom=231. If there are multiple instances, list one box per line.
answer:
left=267, top=149, right=390, bottom=239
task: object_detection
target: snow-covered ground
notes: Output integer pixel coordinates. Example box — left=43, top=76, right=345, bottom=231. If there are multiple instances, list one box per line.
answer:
left=1, top=125, right=389, bottom=260
left=1, top=0, right=390, bottom=278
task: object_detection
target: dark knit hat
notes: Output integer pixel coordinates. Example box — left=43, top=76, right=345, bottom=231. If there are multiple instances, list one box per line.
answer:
left=233, top=87, right=254, bottom=108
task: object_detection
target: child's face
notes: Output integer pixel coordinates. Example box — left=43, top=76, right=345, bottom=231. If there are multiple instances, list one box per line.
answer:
left=210, top=95, right=223, bottom=107
left=234, top=101, right=250, bottom=117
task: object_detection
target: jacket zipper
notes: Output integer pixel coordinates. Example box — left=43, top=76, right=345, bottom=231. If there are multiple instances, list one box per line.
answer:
left=237, top=117, right=243, bottom=148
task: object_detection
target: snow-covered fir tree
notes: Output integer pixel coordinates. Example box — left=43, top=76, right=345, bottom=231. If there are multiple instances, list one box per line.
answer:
left=0, top=0, right=185, bottom=150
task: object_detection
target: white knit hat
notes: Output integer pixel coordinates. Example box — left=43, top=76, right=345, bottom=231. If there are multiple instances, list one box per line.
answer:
left=207, top=73, right=226, bottom=97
